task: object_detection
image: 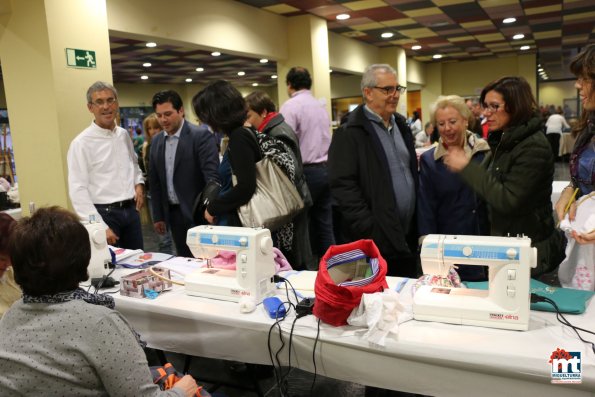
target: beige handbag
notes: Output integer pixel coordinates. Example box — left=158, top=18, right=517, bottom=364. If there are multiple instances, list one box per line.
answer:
left=234, top=156, right=304, bottom=231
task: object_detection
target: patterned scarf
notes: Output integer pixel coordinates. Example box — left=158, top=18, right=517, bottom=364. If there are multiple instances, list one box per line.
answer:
left=23, top=288, right=146, bottom=348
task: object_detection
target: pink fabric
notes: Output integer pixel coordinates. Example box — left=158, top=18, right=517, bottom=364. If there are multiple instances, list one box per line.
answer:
left=207, top=248, right=293, bottom=273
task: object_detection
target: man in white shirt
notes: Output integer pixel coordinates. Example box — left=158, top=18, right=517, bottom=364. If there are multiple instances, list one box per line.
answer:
left=545, top=110, right=571, bottom=161
left=67, top=81, right=145, bottom=249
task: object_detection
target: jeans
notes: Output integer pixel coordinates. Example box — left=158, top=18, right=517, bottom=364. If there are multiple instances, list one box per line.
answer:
left=95, top=204, right=143, bottom=250
left=303, top=164, right=335, bottom=258
left=168, top=205, right=193, bottom=258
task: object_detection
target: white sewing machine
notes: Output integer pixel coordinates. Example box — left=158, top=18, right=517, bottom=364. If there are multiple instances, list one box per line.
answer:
left=413, top=234, right=537, bottom=331
left=184, top=225, right=276, bottom=303
left=83, top=218, right=112, bottom=280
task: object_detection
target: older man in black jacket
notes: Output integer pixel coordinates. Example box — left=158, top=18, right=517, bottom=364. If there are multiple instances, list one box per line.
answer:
left=329, top=64, right=419, bottom=277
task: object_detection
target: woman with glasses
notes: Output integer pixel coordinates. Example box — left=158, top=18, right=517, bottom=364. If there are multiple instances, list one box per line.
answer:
left=418, top=95, right=491, bottom=281
left=444, top=76, right=565, bottom=277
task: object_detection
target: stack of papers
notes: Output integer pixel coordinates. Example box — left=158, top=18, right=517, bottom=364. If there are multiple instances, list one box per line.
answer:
left=116, top=251, right=175, bottom=269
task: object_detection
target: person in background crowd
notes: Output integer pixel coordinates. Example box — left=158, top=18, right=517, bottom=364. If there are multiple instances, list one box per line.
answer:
left=415, top=121, right=433, bottom=148
left=329, top=64, right=418, bottom=278
left=245, top=91, right=314, bottom=270
left=444, top=76, right=565, bottom=276
left=418, top=95, right=491, bottom=281
left=67, top=81, right=145, bottom=249
left=0, top=207, right=199, bottom=396
left=409, top=110, right=422, bottom=137
left=280, top=67, right=335, bottom=261
left=0, top=213, right=19, bottom=317
left=545, top=108, right=571, bottom=161
left=555, top=43, right=595, bottom=245
left=193, top=81, right=260, bottom=228
left=466, top=98, right=484, bottom=138
left=142, top=113, right=173, bottom=255
left=149, top=90, right=220, bottom=257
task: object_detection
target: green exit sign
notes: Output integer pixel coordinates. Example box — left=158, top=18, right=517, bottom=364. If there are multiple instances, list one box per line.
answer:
left=65, top=48, right=96, bottom=69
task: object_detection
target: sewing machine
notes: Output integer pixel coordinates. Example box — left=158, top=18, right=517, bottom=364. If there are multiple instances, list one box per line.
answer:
left=184, top=225, right=276, bottom=303
left=413, top=234, right=537, bottom=331
left=84, top=218, right=112, bottom=280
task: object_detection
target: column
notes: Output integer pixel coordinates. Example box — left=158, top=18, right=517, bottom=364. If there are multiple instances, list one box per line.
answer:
left=379, top=47, right=408, bottom=117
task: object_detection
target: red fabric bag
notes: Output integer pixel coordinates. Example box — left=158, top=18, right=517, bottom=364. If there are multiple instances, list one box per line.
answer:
left=313, top=239, right=388, bottom=326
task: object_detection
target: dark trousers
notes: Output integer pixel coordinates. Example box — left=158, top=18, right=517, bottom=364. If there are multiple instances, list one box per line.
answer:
left=547, top=133, right=561, bottom=160
left=95, top=205, right=143, bottom=250
left=168, top=205, right=193, bottom=258
left=303, top=164, right=335, bottom=258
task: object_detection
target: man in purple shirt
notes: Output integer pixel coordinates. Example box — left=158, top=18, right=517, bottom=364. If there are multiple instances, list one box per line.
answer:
left=280, top=67, right=335, bottom=264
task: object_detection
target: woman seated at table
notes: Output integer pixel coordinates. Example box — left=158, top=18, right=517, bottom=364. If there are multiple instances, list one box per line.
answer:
left=418, top=95, right=491, bottom=281
left=444, top=76, right=565, bottom=277
left=0, top=206, right=198, bottom=396
left=0, top=213, right=19, bottom=317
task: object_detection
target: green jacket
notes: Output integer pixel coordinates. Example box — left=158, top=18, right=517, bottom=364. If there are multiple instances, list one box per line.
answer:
left=459, top=115, right=564, bottom=276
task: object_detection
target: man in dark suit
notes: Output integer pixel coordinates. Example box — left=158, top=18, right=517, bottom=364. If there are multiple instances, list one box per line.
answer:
left=329, top=64, right=419, bottom=278
left=149, top=90, right=220, bottom=257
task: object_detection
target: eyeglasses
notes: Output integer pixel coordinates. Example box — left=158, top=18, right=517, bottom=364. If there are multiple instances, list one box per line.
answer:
left=373, top=85, right=407, bottom=96
left=91, top=97, right=117, bottom=107
left=481, top=102, right=503, bottom=113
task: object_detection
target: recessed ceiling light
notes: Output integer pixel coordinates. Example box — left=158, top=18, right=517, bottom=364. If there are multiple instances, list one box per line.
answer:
left=412, top=45, right=422, bottom=50
left=520, top=45, right=530, bottom=51
left=329, top=69, right=333, bottom=73
left=381, top=32, right=394, bottom=39
left=252, top=83, right=259, bottom=87
left=513, top=34, right=525, bottom=40
left=195, top=67, right=204, bottom=72
left=260, top=59, right=268, bottom=63
left=211, top=51, right=221, bottom=56
left=143, top=62, right=152, bottom=67
left=433, top=54, right=443, bottom=59
left=140, top=75, right=149, bottom=80
left=538, top=67, right=544, bottom=72
left=336, top=13, right=350, bottom=20
left=237, top=71, right=245, bottom=76
left=145, top=42, right=157, bottom=48
left=271, top=75, right=278, bottom=79
left=185, top=78, right=192, bottom=82
left=503, top=17, right=516, bottom=24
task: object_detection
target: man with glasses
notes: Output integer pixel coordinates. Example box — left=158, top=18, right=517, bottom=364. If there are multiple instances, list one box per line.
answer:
left=329, top=64, right=419, bottom=278
left=67, top=81, right=145, bottom=249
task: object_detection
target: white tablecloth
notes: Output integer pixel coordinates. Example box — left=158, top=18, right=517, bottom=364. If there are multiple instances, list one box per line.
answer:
left=109, top=269, right=595, bottom=396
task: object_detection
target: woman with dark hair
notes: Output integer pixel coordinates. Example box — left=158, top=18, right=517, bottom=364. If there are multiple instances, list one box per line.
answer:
left=0, top=213, right=19, bottom=317
left=444, top=76, right=564, bottom=276
left=245, top=90, right=314, bottom=269
left=0, top=207, right=198, bottom=396
left=555, top=44, right=595, bottom=245
left=192, top=80, right=261, bottom=226
left=410, top=110, right=422, bottom=136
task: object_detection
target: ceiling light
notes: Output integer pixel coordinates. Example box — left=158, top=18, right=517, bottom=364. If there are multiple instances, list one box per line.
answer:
left=145, top=42, right=157, bottom=48
left=271, top=75, right=278, bottom=79
left=237, top=71, right=245, bottom=76
left=252, top=83, right=259, bottom=87
left=381, top=32, right=394, bottom=39
left=503, top=17, right=516, bottom=24
left=329, top=69, right=333, bottom=73
left=260, top=59, right=268, bottom=63
left=412, top=45, right=422, bottom=50
left=538, top=67, right=544, bottom=72
left=140, top=75, right=149, bottom=80
left=433, top=54, right=443, bottom=59
left=520, top=45, right=530, bottom=51
left=143, top=62, right=152, bottom=67
left=211, top=51, right=221, bottom=56
left=336, top=13, right=350, bottom=20
left=513, top=34, right=524, bottom=40
left=195, top=67, right=204, bottom=72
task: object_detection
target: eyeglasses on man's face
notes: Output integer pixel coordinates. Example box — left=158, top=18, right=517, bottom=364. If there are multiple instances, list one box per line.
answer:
left=481, top=102, right=503, bottom=113
left=91, top=97, right=117, bottom=107
left=373, top=85, right=407, bottom=96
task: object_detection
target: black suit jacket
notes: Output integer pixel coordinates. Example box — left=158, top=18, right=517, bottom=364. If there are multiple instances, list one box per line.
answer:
left=149, top=120, right=220, bottom=224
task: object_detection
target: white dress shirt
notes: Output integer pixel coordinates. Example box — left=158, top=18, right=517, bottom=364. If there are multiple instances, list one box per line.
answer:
left=67, top=121, right=144, bottom=225
left=545, top=113, right=570, bottom=134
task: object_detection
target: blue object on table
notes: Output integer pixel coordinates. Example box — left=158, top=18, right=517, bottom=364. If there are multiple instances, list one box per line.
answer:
left=464, top=279, right=595, bottom=314
left=144, top=289, right=159, bottom=300
left=263, top=296, right=286, bottom=319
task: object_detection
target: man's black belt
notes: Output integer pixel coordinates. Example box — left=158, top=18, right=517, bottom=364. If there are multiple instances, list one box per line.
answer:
left=95, top=199, right=134, bottom=209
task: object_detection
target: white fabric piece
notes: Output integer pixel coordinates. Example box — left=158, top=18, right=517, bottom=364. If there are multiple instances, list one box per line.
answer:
left=0, top=177, right=9, bottom=192
left=347, top=289, right=413, bottom=346
left=239, top=296, right=256, bottom=313
left=558, top=193, right=595, bottom=291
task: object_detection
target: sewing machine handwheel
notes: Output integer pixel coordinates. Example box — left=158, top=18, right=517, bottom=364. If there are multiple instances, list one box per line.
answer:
left=92, top=229, right=106, bottom=245
left=260, top=236, right=273, bottom=255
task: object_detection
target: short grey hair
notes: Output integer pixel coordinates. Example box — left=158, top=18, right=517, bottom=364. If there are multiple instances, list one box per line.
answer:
left=360, top=64, right=397, bottom=94
left=86, top=81, right=118, bottom=104
left=430, top=95, right=472, bottom=126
